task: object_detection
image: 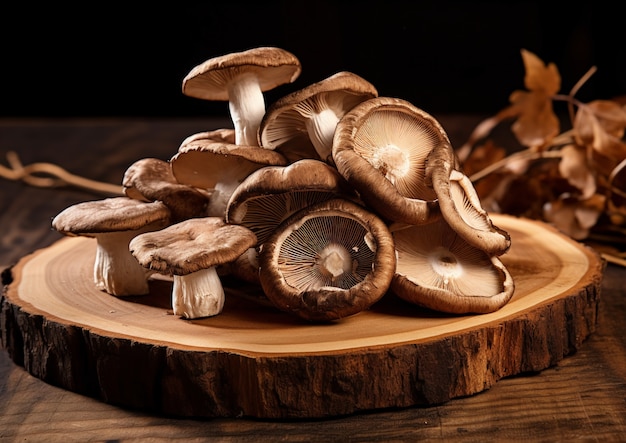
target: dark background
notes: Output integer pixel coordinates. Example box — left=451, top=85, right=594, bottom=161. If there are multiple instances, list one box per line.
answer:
left=1, top=2, right=624, bottom=118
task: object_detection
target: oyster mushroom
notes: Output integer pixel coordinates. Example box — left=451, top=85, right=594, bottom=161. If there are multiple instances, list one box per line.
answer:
left=332, top=96, right=455, bottom=225
left=182, top=47, right=302, bottom=146
left=428, top=162, right=511, bottom=256
left=129, top=217, right=257, bottom=319
left=51, top=197, right=171, bottom=296
left=259, top=71, right=378, bottom=163
left=258, top=198, right=396, bottom=322
left=390, top=217, right=515, bottom=314
left=122, top=157, right=210, bottom=222
left=170, top=139, right=288, bottom=217
left=226, top=158, right=354, bottom=246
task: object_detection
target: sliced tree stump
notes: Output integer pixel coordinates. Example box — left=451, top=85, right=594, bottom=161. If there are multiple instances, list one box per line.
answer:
left=0, top=215, right=604, bottom=419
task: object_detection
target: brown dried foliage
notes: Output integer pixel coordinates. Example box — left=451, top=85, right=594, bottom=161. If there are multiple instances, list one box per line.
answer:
left=461, top=49, right=626, bottom=263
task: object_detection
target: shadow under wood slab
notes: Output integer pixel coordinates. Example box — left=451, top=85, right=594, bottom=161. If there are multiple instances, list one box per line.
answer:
left=0, top=214, right=604, bottom=419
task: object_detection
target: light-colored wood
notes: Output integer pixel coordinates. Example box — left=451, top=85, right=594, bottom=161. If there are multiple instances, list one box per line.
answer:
left=1, top=213, right=603, bottom=419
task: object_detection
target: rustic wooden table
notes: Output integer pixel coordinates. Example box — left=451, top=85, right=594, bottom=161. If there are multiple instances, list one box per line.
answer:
left=1, top=117, right=625, bottom=441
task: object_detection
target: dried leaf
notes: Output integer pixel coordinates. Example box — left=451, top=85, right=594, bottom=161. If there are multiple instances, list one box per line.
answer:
left=558, top=144, right=596, bottom=198
left=543, top=194, right=605, bottom=240
left=574, top=103, right=626, bottom=174
left=508, top=50, right=561, bottom=148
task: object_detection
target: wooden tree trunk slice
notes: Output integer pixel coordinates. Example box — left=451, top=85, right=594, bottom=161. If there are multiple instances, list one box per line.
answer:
left=1, top=214, right=604, bottom=419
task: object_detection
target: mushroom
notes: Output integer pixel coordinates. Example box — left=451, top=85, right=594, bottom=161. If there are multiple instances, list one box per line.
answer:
left=427, top=152, right=511, bottom=255
left=259, top=71, right=378, bottom=163
left=258, top=198, right=396, bottom=322
left=170, top=139, right=289, bottom=217
left=182, top=47, right=302, bottom=146
left=332, top=97, right=455, bottom=225
left=51, top=197, right=171, bottom=296
left=122, top=157, right=210, bottom=222
left=390, top=217, right=515, bottom=314
left=225, top=158, right=354, bottom=246
left=179, top=128, right=236, bottom=146
left=129, top=217, right=257, bottom=319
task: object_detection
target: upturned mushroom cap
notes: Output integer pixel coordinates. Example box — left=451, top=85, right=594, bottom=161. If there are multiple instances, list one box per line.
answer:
left=225, top=159, right=355, bottom=246
left=390, top=217, right=515, bottom=314
left=122, top=157, right=210, bottom=222
left=332, top=97, right=455, bottom=225
left=170, top=139, right=289, bottom=217
left=258, top=198, right=396, bottom=322
left=427, top=158, right=511, bottom=255
left=182, top=47, right=302, bottom=146
left=259, top=71, right=378, bottom=163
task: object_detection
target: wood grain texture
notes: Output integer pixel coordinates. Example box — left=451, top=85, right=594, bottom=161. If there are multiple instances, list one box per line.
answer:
left=1, top=213, right=603, bottom=419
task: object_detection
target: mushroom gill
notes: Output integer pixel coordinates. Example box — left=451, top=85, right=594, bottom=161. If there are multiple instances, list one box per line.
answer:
left=391, top=218, right=514, bottom=314
left=258, top=198, right=395, bottom=322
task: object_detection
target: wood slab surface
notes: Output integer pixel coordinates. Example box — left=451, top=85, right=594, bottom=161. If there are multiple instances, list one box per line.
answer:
left=1, top=213, right=604, bottom=419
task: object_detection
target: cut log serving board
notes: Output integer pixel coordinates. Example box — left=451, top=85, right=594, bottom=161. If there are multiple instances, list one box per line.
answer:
left=1, top=214, right=604, bottom=419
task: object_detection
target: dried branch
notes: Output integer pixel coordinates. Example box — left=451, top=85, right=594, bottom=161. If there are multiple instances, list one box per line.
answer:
left=1, top=151, right=123, bottom=196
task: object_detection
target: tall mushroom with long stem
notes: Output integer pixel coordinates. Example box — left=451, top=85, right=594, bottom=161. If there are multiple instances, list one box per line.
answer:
left=182, top=47, right=302, bottom=147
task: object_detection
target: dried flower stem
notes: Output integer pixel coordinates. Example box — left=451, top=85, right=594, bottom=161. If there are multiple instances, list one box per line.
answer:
left=468, top=149, right=563, bottom=183
left=1, top=151, right=123, bottom=196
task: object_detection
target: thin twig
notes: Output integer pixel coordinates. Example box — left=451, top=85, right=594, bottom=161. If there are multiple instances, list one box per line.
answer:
left=601, top=253, right=626, bottom=268
left=1, top=151, right=124, bottom=196
left=468, top=149, right=563, bottom=183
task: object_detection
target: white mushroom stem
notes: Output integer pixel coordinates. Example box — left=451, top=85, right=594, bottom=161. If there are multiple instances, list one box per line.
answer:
left=207, top=161, right=261, bottom=217
left=93, top=231, right=153, bottom=296
left=171, top=267, right=225, bottom=319
left=228, top=73, right=266, bottom=147
left=305, top=108, right=340, bottom=161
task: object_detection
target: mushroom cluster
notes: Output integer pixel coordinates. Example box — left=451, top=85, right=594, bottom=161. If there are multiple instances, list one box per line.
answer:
left=52, top=46, right=514, bottom=321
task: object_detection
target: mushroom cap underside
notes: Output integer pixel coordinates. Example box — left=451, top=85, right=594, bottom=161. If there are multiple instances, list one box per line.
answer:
left=258, top=198, right=396, bottom=321
left=332, top=96, right=456, bottom=225
left=259, top=71, right=378, bottom=152
left=390, top=219, right=514, bottom=314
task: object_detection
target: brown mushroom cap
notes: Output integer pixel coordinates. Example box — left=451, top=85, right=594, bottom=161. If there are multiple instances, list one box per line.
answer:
left=129, top=217, right=257, bottom=276
left=258, top=198, right=396, bottom=322
left=182, top=47, right=302, bottom=101
left=182, top=47, right=302, bottom=147
left=259, top=71, right=378, bottom=162
left=122, top=157, right=210, bottom=222
left=171, top=140, right=289, bottom=190
left=225, top=159, right=354, bottom=245
left=52, top=197, right=171, bottom=296
left=179, top=128, right=236, bottom=147
left=52, top=197, right=171, bottom=235
left=332, top=97, right=455, bottom=225
left=390, top=218, right=515, bottom=314
left=428, top=163, right=511, bottom=255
